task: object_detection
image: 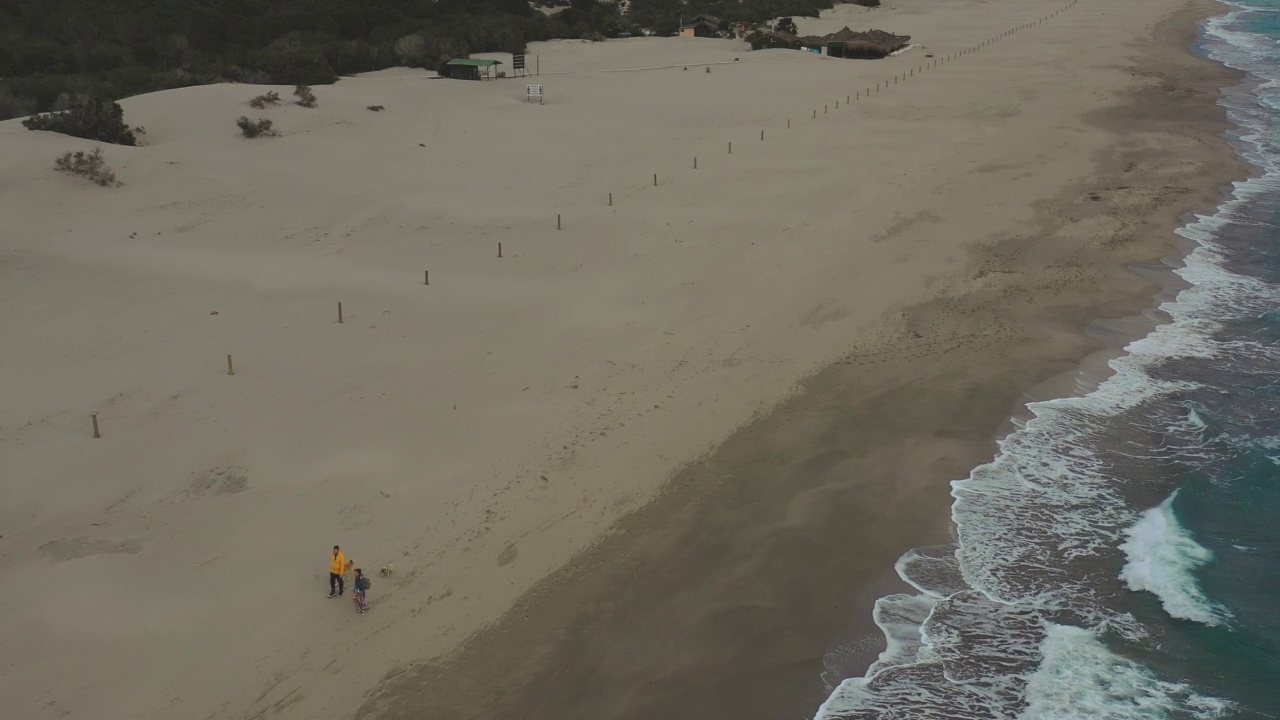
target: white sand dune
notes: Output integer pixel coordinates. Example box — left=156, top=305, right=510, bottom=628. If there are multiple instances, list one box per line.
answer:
left=0, top=0, right=1229, bottom=717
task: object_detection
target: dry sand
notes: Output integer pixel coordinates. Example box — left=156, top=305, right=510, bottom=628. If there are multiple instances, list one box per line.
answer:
left=0, top=0, right=1246, bottom=718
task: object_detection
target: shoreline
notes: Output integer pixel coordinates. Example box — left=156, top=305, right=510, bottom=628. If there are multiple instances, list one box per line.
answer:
left=356, top=2, right=1251, bottom=719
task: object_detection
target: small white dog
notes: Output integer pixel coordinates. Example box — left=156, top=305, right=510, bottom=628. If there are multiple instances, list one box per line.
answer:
left=380, top=563, right=394, bottom=577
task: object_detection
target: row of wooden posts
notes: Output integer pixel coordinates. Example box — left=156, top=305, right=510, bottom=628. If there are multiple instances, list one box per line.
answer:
left=535, top=0, right=1077, bottom=233
left=86, top=1, right=1078, bottom=438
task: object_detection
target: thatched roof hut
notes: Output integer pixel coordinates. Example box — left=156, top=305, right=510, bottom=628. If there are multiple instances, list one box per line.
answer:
left=826, top=26, right=859, bottom=43
left=843, top=30, right=911, bottom=58
left=749, top=31, right=803, bottom=50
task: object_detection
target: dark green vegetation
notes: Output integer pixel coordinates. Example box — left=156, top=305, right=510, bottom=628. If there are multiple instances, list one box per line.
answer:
left=22, top=96, right=138, bottom=145
left=1, top=0, right=866, bottom=121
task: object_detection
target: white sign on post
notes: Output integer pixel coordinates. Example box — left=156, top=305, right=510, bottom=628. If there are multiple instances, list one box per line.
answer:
left=526, top=84, right=544, bottom=104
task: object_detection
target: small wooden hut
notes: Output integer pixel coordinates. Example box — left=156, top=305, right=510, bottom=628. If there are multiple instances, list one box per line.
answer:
left=441, top=58, right=502, bottom=80
left=749, top=31, right=803, bottom=50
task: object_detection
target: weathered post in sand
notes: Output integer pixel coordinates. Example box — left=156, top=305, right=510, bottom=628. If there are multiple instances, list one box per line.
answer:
left=728, top=141, right=732, bottom=154
left=653, top=173, right=658, bottom=186
left=91, top=413, right=100, bottom=439
left=425, top=270, right=430, bottom=285
left=694, top=156, right=698, bottom=169
left=227, top=354, right=235, bottom=376
left=760, top=129, right=764, bottom=140
left=557, top=214, right=562, bottom=229
left=338, top=302, right=344, bottom=324
left=609, top=192, right=613, bottom=206
left=498, top=242, right=503, bottom=258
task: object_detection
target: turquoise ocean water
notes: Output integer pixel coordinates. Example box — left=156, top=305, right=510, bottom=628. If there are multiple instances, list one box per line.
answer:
left=814, top=3, right=1280, bottom=717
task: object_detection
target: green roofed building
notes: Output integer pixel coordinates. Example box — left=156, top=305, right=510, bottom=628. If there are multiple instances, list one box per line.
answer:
left=442, top=58, right=502, bottom=80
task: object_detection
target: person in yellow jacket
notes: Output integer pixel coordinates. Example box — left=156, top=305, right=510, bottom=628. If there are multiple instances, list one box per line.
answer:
left=328, top=545, right=349, bottom=598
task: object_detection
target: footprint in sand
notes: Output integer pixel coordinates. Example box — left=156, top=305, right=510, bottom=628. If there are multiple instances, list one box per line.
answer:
left=187, top=465, right=249, bottom=497
left=38, top=536, right=143, bottom=562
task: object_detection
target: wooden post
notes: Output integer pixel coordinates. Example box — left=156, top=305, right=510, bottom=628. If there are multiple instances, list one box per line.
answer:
left=653, top=173, right=657, bottom=187
left=694, top=156, right=697, bottom=169
left=608, top=192, right=612, bottom=206
left=824, top=105, right=828, bottom=113
left=787, top=118, right=791, bottom=129
left=846, top=94, right=850, bottom=103
left=835, top=100, right=839, bottom=109
left=728, top=141, right=732, bottom=154
left=425, top=270, right=429, bottom=285
left=91, top=413, right=100, bottom=439
left=557, top=214, right=561, bottom=229
left=812, top=109, right=816, bottom=118
left=498, top=242, right=503, bottom=258
left=227, top=354, right=235, bottom=376
left=338, top=302, right=343, bottom=324
left=760, top=129, right=764, bottom=140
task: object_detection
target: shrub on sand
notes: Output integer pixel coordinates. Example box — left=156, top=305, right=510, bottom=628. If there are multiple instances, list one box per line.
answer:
left=367, top=105, right=385, bottom=111
left=55, top=147, right=119, bottom=186
left=23, top=96, right=137, bottom=146
left=236, top=116, right=278, bottom=138
left=294, top=84, right=317, bottom=108
left=249, top=91, right=281, bottom=109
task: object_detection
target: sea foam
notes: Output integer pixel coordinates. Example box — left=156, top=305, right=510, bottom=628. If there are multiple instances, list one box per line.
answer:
left=1022, top=624, right=1233, bottom=719
left=1118, top=491, right=1230, bottom=626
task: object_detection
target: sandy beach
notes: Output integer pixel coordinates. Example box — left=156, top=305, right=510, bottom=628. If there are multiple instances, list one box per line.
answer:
left=0, top=0, right=1246, bottom=718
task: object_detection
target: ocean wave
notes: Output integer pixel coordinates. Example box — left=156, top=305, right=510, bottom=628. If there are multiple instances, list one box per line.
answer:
left=1022, top=624, right=1234, bottom=719
left=1118, top=491, right=1231, bottom=626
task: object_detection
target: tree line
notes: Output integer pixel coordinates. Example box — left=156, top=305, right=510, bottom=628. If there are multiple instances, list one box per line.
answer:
left=1, top=0, right=849, bottom=121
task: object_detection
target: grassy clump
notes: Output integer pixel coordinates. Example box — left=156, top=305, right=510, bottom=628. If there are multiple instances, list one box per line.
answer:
left=236, top=116, right=278, bottom=138
left=249, top=90, right=281, bottom=108
left=55, top=147, right=120, bottom=186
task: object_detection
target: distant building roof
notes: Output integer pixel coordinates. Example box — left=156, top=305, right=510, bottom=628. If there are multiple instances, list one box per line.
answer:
left=749, top=31, right=802, bottom=50
left=827, top=26, right=859, bottom=42
left=446, top=58, right=501, bottom=67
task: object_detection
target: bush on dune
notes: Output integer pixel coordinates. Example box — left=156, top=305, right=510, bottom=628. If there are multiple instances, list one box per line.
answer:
left=248, top=90, right=281, bottom=108
left=236, top=116, right=278, bottom=138
left=55, top=147, right=120, bottom=186
left=293, top=84, right=317, bottom=108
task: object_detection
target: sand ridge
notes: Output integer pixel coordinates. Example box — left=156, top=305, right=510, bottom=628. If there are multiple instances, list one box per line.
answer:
left=0, top=0, right=1240, bottom=718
